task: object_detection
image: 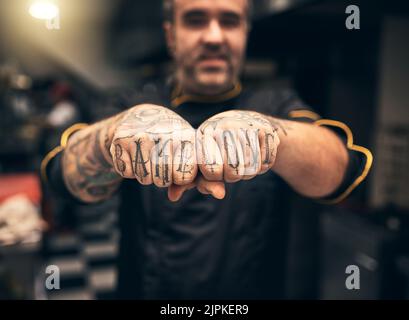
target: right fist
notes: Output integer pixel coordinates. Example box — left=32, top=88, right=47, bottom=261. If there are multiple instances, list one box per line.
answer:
left=109, top=104, right=197, bottom=187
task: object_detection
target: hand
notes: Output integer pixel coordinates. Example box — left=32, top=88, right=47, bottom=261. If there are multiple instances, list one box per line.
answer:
left=196, top=110, right=280, bottom=183
left=110, top=104, right=198, bottom=187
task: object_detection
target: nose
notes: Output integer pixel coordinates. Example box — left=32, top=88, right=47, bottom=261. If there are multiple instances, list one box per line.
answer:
left=202, top=19, right=224, bottom=46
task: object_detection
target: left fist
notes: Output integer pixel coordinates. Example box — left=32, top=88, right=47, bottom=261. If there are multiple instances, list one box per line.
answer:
left=196, top=110, right=280, bottom=183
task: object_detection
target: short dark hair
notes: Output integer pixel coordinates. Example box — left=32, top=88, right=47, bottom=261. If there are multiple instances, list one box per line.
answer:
left=163, top=0, right=253, bottom=24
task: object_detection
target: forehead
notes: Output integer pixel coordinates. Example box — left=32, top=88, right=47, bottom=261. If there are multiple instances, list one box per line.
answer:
left=174, top=0, right=247, bottom=15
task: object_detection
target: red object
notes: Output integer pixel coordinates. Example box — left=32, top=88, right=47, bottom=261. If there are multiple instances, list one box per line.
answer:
left=51, top=82, right=72, bottom=102
left=0, top=174, right=42, bottom=206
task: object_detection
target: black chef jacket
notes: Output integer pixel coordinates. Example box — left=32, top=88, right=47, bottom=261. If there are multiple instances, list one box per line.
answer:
left=43, top=81, right=371, bottom=299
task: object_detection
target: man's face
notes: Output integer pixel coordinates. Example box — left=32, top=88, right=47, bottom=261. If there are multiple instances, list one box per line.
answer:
left=165, top=0, right=249, bottom=95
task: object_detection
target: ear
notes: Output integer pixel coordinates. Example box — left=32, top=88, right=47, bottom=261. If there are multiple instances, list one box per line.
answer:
left=163, top=22, right=176, bottom=57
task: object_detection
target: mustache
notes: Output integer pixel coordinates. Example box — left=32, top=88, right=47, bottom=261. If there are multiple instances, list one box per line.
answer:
left=196, top=52, right=230, bottom=62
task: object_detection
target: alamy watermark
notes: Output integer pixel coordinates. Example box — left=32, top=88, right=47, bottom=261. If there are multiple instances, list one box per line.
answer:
left=345, top=265, right=360, bottom=290
left=45, top=265, right=60, bottom=290
left=345, top=5, right=360, bottom=30
left=45, top=15, right=60, bottom=30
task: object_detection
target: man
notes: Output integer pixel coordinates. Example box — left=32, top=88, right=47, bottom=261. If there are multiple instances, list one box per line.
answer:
left=42, top=0, right=372, bottom=299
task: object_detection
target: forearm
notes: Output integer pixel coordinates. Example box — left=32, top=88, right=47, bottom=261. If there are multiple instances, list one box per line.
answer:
left=61, top=114, right=122, bottom=203
left=268, top=117, right=348, bottom=198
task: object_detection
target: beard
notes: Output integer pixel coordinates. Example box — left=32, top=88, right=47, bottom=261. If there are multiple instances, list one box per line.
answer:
left=177, top=49, right=238, bottom=95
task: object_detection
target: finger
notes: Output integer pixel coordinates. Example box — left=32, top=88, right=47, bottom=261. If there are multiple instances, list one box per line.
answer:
left=215, top=129, right=245, bottom=183
left=172, top=129, right=197, bottom=185
left=110, top=138, right=134, bottom=178
left=259, top=129, right=280, bottom=173
left=238, top=128, right=261, bottom=180
left=167, top=182, right=195, bottom=202
left=196, top=176, right=226, bottom=199
left=129, top=134, right=153, bottom=185
left=151, top=135, right=173, bottom=187
left=197, top=128, right=223, bottom=181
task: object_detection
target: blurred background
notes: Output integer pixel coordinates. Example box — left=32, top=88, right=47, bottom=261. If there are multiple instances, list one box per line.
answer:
left=0, top=0, right=408, bottom=299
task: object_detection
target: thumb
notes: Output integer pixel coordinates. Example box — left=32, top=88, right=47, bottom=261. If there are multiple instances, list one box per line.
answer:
left=196, top=176, right=226, bottom=200
left=167, top=176, right=226, bottom=202
left=168, top=182, right=195, bottom=202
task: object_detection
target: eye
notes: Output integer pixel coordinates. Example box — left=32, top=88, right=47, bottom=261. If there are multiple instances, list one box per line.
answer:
left=183, top=11, right=208, bottom=28
left=220, top=13, right=241, bottom=28
left=185, top=17, right=207, bottom=27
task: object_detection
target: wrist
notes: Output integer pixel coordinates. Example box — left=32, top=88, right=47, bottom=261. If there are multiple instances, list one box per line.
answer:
left=266, top=115, right=288, bottom=148
left=265, top=116, right=290, bottom=174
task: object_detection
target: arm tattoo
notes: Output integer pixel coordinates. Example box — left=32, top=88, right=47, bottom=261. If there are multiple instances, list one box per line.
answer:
left=62, top=117, right=121, bottom=202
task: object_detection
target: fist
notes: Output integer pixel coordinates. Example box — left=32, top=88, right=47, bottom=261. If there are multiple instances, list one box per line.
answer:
left=197, top=110, right=280, bottom=183
left=110, top=104, right=197, bottom=187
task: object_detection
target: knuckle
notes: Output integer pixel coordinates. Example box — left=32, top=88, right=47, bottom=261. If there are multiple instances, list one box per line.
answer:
left=224, top=173, right=241, bottom=183
left=173, top=174, right=192, bottom=186
left=200, top=164, right=223, bottom=180
left=153, top=178, right=171, bottom=188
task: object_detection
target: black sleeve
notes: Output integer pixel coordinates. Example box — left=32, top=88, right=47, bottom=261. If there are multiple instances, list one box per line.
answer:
left=311, top=120, right=373, bottom=204
left=275, top=89, right=321, bottom=123
left=276, top=92, right=373, bottom=204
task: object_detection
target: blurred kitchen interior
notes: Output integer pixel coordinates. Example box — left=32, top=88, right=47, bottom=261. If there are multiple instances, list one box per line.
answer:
left=0, top=0, right=408, bottom=299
